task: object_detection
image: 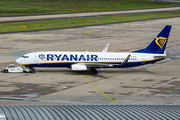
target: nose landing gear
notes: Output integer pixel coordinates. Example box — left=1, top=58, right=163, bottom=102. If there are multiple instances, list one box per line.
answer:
left=30, top=68, right=36, bottom=73
left=25, top=67, right=36, bottom=73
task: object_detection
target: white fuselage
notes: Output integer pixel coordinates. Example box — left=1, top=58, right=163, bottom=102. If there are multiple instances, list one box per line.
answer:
left=15, top=25, right=171, bottom=74
left=16, top=51, right=166, bottom=68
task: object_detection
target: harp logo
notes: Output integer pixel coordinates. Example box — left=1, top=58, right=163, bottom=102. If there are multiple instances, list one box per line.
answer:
left=39, top=54, right=45, bottom=61
left=155, top=37, right=167, bottom=49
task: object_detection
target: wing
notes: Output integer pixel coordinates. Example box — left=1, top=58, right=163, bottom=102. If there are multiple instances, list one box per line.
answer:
left=76, top=54, right=131, bottom=68
left=84, top=63, right=117, bottom=67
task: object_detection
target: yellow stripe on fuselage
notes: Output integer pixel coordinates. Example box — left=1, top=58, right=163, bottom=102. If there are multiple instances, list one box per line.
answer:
left=72, top=69, right=87, bottom=71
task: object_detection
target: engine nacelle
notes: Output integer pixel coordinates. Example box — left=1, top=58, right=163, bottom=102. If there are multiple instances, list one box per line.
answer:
left=71, top=64, right=87, bottom=72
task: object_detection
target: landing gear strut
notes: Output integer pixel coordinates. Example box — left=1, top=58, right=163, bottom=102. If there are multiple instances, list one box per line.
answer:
left=91, top=68, right=98, bottom=74
left=30, top=68, right=36, bottom=73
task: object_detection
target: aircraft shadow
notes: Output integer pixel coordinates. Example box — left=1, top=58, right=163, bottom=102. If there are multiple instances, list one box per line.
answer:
left=35, top=67, right=153, bottom=75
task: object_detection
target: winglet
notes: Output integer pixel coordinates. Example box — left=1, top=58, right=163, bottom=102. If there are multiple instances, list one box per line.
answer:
left=102, top=43, right=109, bottom=52
left=121, top=55, right=131, bottom=65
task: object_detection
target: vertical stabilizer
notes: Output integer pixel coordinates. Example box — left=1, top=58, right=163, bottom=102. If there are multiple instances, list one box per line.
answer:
left=133, top=25, right=171, bottom=54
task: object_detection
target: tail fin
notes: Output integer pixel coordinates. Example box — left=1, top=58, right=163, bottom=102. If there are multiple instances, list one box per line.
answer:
left=133, top=25, right=171, bottom=54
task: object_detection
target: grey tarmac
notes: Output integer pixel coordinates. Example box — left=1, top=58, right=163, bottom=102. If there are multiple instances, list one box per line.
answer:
left=0, top=17, right=180, bottom=105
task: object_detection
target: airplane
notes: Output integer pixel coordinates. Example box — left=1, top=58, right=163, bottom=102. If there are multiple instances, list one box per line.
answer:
left=16, top=25, right=171, bottom=74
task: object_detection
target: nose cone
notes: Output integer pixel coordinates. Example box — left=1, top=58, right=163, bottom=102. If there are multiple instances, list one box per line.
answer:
left=16, top=58, right=21, bottom=65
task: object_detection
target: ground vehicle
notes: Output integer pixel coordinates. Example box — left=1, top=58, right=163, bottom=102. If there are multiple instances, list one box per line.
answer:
left=1, top=64, right=24, bottom=73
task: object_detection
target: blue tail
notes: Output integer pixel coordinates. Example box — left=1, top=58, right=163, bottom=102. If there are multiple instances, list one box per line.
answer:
left=133, top=25, right=171, bottom=54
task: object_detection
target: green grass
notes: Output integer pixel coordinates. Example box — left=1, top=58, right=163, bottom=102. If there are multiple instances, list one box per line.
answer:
left=1, top=11, right=180, bottom=33
left=0, top=0, right=180, bottom=16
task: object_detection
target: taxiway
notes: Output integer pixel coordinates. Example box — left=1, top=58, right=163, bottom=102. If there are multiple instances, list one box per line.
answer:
left=0, top=17, right=180, bottom=104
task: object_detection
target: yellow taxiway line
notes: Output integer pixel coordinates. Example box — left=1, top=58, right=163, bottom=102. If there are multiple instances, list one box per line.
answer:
left=81, top=75, right=117, bottom=105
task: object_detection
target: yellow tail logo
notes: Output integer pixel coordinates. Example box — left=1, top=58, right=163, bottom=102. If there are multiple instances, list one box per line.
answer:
left=155, top=37, right=167, bottom=49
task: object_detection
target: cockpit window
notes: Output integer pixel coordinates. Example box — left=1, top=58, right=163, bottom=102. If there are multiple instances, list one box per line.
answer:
left=22, top=56, right=29, bottom=58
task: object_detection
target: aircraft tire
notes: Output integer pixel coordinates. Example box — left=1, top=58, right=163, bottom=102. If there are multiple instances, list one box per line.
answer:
left=93, top=70, right=98, bottom=74
left=4, top=70, right=8, bottom=73
left=31, top=69, right=36, bottom=73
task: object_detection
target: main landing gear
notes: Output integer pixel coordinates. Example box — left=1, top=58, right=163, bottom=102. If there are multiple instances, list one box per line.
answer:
left=30, top=68, right=36, bottom=73
left=90, top=68, right=98, bottom=74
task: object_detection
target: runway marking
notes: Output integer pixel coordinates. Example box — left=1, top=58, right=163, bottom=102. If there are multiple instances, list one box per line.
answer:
left=81, top=75, right=117, bottom=105
left=20, top=34, right=62, bottom=41
left=0, top=40, right=12, bottom=43
left=21, top=38, right=38, bottom=40
left=0, top=51, right=10, bottom=53
left=84, top=31, right=95, bottom=33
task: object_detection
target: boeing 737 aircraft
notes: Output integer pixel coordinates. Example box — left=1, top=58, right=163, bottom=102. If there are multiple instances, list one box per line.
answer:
left=16, top=25, right=171, bottom=74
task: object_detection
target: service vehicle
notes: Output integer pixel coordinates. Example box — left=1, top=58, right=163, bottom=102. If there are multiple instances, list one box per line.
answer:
left=1, top=64, right=24, bottom=73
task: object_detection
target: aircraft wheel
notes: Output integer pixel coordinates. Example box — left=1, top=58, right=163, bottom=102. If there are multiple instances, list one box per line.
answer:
left=30, top=69, right=36, bottom=73
left=93, top=70, right=98, bottom=74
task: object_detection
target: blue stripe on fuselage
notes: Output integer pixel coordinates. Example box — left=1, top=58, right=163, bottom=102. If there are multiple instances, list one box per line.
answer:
left=24, top=57, right=164, bottom=68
